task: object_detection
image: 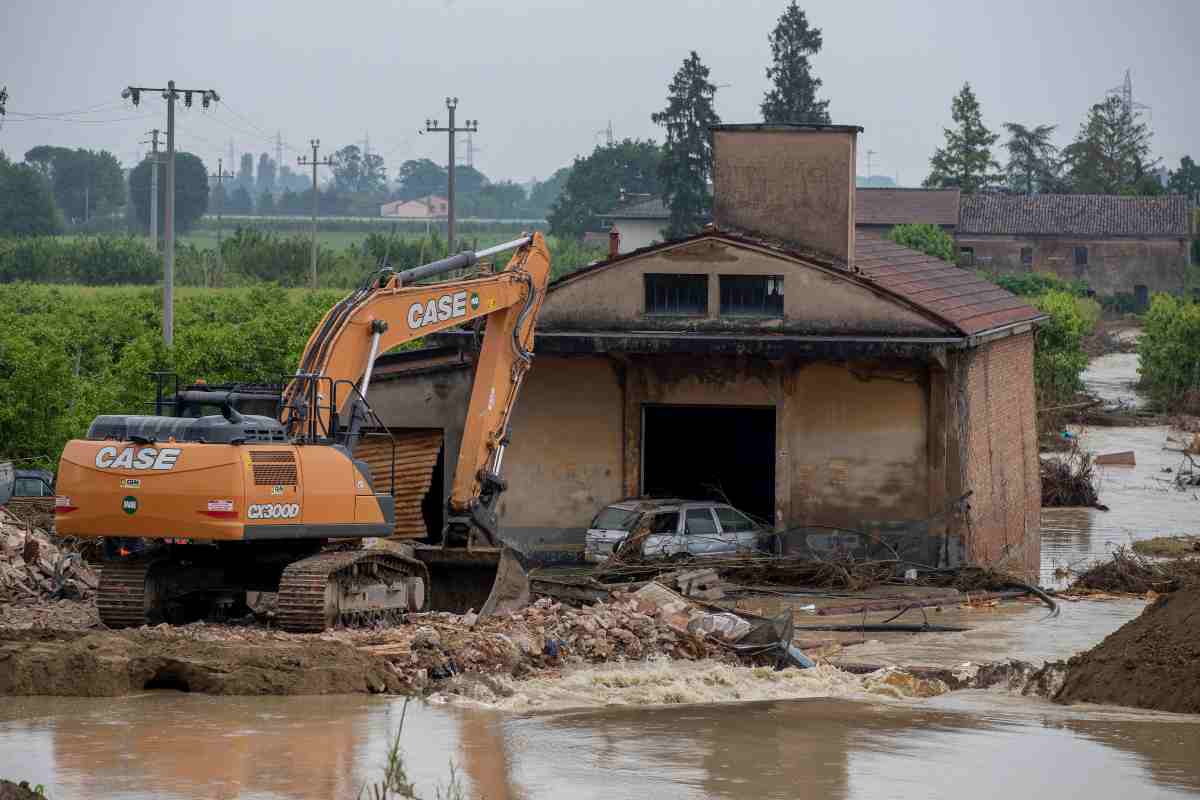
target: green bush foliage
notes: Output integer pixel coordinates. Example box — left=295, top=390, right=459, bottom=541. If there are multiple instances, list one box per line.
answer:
left=1032, top=289, right=1094, bottom=405
left=985, top=271, right=1089, bottom=298
left=0, top=232, right=604, bottom=289
left=0, top=284, right=342, bottom=467
left=1138, top=293, right=1200, bottom=412
left=887, top=224, right=956, bottom=262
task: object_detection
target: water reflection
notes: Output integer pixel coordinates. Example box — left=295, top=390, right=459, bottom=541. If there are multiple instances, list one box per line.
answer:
left=5, top=694, right=1200, bottom=800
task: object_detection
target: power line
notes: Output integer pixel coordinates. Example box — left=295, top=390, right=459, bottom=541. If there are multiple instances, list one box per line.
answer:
left=297, top=139, right=333, bottom=289
left=121, top=80, right=220, bottom=346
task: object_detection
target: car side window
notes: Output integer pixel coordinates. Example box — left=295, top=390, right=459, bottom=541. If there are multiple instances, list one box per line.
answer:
left=714, top=507, right=755, bottom=533
left=685, top=508, right=719, bottom=536
left=649, top=512, right=680, bottom=534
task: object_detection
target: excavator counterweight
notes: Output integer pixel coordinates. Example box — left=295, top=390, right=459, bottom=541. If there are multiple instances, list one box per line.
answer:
left=54, top=234, right=552, bottom=631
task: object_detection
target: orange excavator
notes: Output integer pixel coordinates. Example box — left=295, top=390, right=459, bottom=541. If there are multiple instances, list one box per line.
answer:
left=54, top=234, right=550, bottom=632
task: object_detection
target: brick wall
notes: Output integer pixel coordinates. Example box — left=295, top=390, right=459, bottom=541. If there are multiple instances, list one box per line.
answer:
left=956, top=331, right=1041, bottom=580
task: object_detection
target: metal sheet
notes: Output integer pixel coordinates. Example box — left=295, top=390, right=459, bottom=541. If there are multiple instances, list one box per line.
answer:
left=355, top=429, right=443, bottom=539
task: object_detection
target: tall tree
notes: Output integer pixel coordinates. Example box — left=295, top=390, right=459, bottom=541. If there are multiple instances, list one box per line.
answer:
left=547, top=140, right=662, bottom=238
left=0, top=151, right=62, bottom=235
left=1063, top=95, right=1158, bottom=195
left=923, top=83, right=1003, bottom=193
left=395, top=158, right=448, bottom=201
left=332, top=144, right=387, bottom=194
left=1167, top=155, right=1200, bottom=202
left=129, top=152, right=209, bottom=233
left=256, top=153, right=276, bottom=194
left=653, top=51, right=721, bottom=238
left=23, top=146, right=124, bottom=222
left=760, top=2, right=830, bottom=124
left=1002, top=123, right=1063, bottom=194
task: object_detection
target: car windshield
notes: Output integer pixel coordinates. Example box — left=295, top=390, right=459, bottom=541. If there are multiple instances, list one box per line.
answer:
left=592, top=507, right=640, bottom=531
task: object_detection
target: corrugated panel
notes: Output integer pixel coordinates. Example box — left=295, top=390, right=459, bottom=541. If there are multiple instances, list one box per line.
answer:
left=355, top=429, right=442, bottom=540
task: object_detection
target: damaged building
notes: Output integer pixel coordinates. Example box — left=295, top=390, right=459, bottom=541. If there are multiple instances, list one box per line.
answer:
left=367, top=124, right=1046, bottom=580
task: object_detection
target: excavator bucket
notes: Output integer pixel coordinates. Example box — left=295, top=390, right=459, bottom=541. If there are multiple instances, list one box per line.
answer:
left=413, top=544, right=531, bottom=616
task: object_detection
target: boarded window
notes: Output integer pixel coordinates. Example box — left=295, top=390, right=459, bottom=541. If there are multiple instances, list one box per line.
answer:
left=355, top=429, right=443, bottom=539
left=959, top=247, right=975, bottom=267
left=720, top=275, right=783, bottom=317
left=1074, top=246, right=1088, bottom=266
left=645, top=274, right=707, bottom=315
left=1020, top=247, right=1033, bottom=267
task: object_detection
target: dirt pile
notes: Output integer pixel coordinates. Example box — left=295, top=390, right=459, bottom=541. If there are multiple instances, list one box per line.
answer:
left=0, top=508, right=97, bottom=603
left=0, top=590, right=738, bottom=697
left=1056, top=588, right=1200, bottom=714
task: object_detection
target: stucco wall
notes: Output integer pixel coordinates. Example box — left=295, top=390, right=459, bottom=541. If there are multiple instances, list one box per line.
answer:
left=612, top=219, right=664, bottom=253
left=712, top=129, right=857, bottom=263
left=543, top=238, right=949, bottom=336
left=955, top=331, right=1041, bottom=580
left=957, top=235, right=1190, bottom=295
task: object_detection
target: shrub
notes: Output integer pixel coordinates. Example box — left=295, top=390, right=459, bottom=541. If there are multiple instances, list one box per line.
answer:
left=1138, top=293, right=1200, bottom=412
left=1033, top=289, right=1094, bottom=405
left=887, top=224, right=956, bottom=262
left=986, top=271, right=1089, bottom=298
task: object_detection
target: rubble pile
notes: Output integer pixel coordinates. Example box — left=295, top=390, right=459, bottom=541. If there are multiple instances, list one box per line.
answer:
left=0, top=508, right=98, bottom=603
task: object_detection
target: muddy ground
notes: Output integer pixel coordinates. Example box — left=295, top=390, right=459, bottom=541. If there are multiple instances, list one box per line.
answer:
left=1057, top=587, right=1200, bottom=714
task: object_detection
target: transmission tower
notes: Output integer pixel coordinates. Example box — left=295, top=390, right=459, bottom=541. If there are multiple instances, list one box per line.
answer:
left=274, top=131, right=284, bottom=172
left=1107, top=68, right=1152, bottom=120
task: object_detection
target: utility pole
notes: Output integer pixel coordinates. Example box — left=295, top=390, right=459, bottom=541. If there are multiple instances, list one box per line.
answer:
left=297, top=139, right=332, bottom=289
left=425, top=97, right=477, bottom=254
left=143, top=129, right=161, bottom=250
left=208, top=157, right=234, bottom=275
left=122, top=81, right=219, bottom=346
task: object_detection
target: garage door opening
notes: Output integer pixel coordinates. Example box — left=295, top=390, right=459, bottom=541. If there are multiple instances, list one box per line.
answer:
left=641, top=405, right=776, bottom=525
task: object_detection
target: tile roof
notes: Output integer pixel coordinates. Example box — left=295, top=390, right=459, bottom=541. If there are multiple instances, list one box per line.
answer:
left=856, top=188, right=960, bottom=227
left=601, top=196, right=669, bottom=220
left=550, top=228, right=1043, bottom=338
left=959, top=193, right=1194, bottom=237
left=853, top=233, right=1041, bottom=336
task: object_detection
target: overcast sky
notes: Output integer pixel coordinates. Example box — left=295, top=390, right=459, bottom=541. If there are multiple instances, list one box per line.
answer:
left=2, top=0, right=1196, bottom=187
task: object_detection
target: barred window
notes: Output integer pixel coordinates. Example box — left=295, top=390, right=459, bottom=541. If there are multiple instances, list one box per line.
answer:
left=644, top=274, right=707, bottom=315
left=1074, top=246, right=1088, bottom=266
left=720, top=275, right=784, bottom=317
left=1020, top=247, right=1033, bottom=267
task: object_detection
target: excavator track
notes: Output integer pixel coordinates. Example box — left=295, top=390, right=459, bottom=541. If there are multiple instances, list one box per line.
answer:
left=97, top=559, right=164, bottom=628
left=276, top=550, right=431, bottom=633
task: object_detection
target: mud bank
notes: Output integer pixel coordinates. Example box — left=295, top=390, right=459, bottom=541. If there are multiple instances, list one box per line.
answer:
left=1057, top=587, right=1200, bottom=714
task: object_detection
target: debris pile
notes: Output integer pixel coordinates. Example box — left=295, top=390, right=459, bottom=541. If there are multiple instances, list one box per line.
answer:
left=1069, top=546, right=1200, bottom=595
left=1040, top=447, right=1101, bottom=508
left=0, top=508, right=97, bottom=603
left=1056, top=587, right=1200, bottom=714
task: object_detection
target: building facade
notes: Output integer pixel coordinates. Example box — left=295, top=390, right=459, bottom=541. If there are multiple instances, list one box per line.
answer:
left=957, top=194, right=1195, bottom=298
left=380, top=195, right=449, bottom=219
left=368, top=125, right=1045, bottom=579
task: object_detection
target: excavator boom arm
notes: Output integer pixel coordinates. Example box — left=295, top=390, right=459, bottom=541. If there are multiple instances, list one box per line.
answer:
left=282, top=233, right=551, bottom=544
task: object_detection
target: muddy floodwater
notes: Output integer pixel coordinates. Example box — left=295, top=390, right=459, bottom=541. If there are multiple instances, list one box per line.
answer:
left=1041, top=351, right=1198, bottom=586
left=2, top=692, right=1200, bottom=799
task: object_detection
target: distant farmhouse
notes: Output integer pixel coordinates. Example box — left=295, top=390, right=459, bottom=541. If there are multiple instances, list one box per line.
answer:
left=380, top=195, right=449, bottom=219
left=956, top=194, right=1195, bottom=300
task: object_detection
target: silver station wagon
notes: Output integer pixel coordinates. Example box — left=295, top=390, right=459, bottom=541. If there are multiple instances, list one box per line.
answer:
left=584, top=498, right=775, bottom=563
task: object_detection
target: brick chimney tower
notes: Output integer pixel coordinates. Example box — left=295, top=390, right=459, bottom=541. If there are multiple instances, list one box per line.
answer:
left=711, top=123, right=862, bottom=266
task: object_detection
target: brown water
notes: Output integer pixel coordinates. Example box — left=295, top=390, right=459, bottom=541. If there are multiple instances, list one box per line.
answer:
left=1040, top=351, right=1199, bottom=586
left=3, top=692, right=1199, bottom=799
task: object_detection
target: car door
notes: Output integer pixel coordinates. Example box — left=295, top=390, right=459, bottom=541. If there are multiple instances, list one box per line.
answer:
left=713, top=505, right=762, bottom=554
left=642, top=510, right=682, bottom=558
left=683, top=506, right=723, bottom=556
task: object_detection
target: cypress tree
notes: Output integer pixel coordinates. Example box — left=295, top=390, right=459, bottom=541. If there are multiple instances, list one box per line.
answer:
left=761, top=2, right=831, bottom=124
left=653, top=51, right=721, bottom=239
